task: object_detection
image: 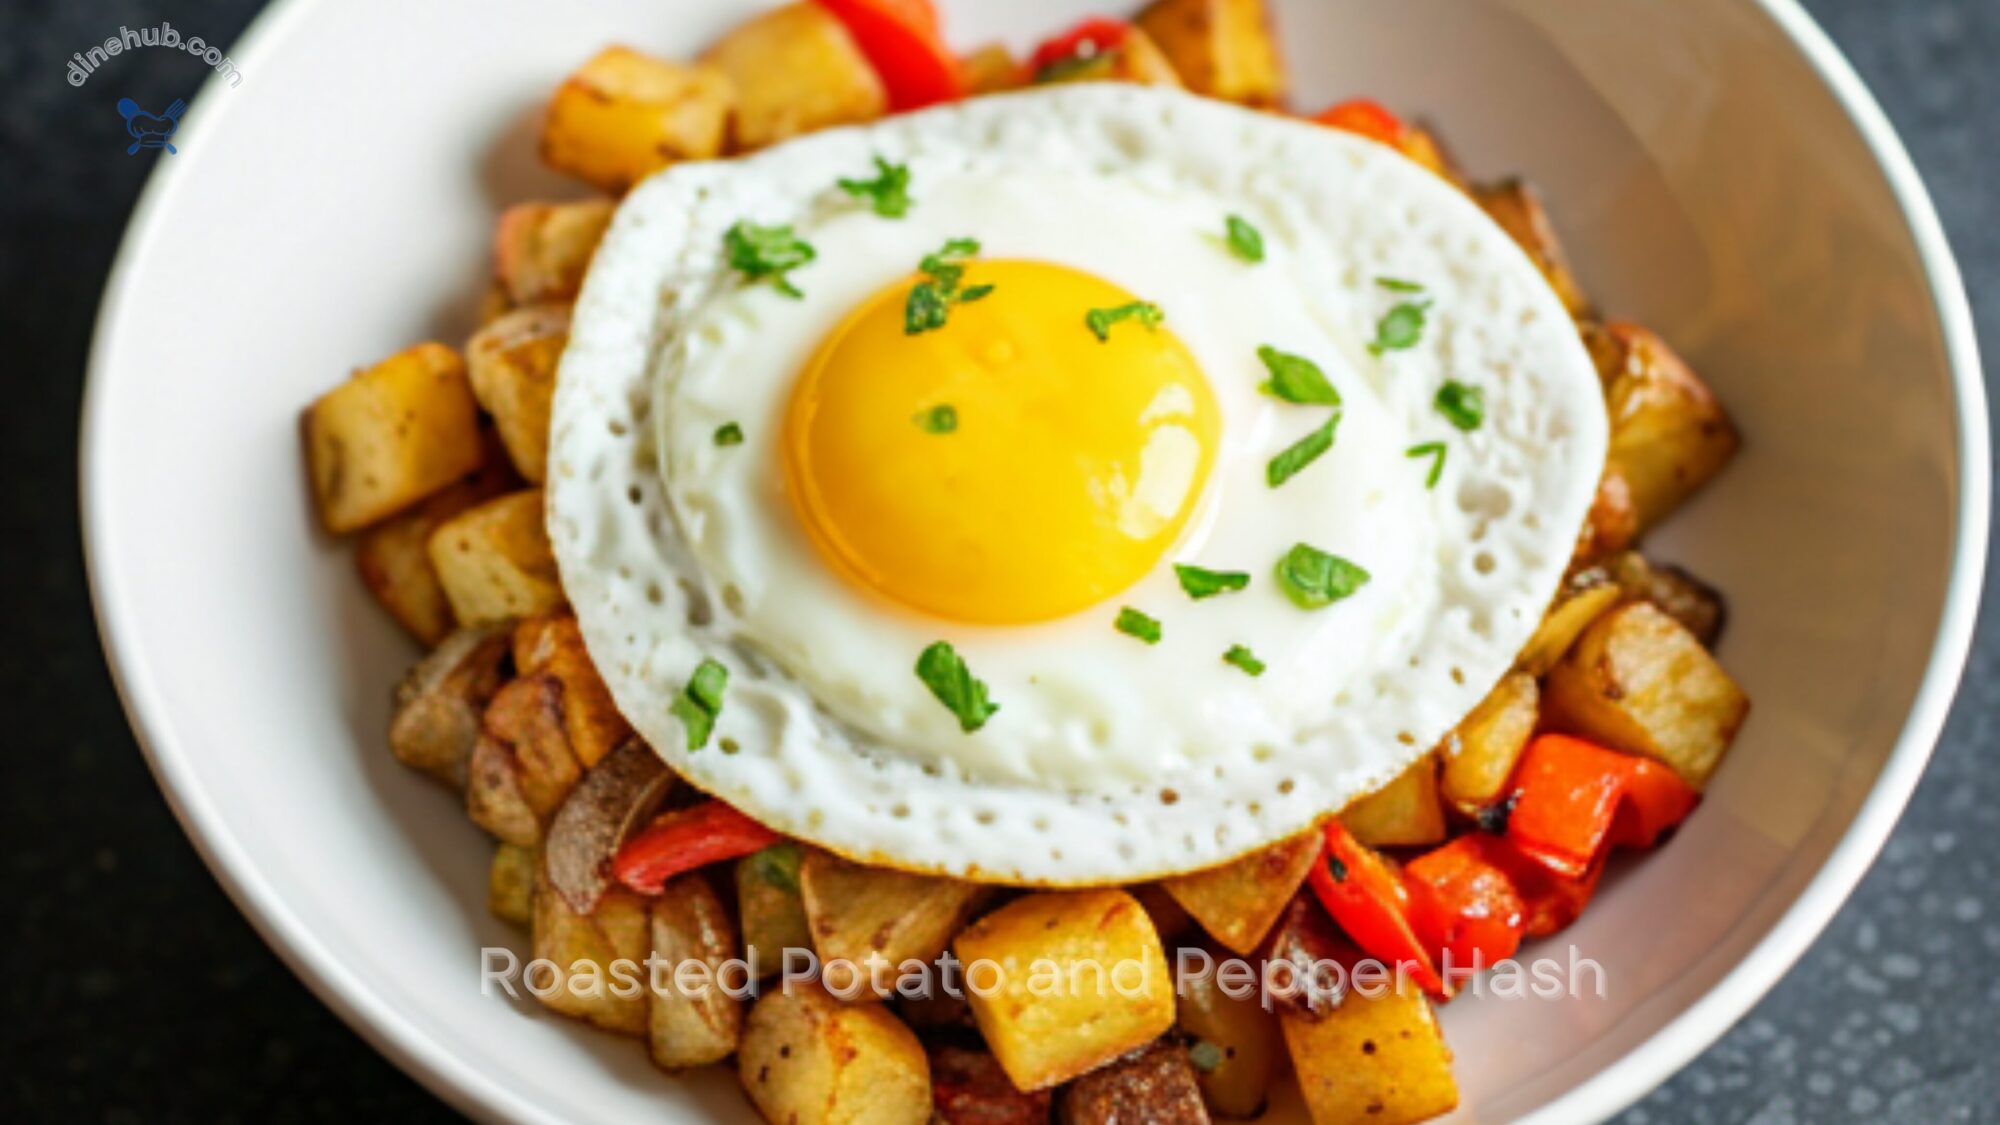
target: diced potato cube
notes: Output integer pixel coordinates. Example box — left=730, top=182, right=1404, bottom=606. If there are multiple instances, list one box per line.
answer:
left=357, top=435, right=520, bottom=644
left=1608, top=551, right=1727, bottom=647
left=1574, top=466, right=1639, bottom=565
left=1281, top=972, right=1458, bottom=1125
left=953, top=889, right=1174, bottom=1091
left=1400, top=124, right=1466, bottom=190
left=1178, top=955, right=1281, bottom=1118
left=466, top=674, right=583, bottom=843
left=1591, top=322, right=1741, bottom=534
left=1475, top=179, right=1593, bottom=319
left=303, top=343, right=484, bottom=533
left=958, top=44, right=1022, bottom=96
left=1340, top=753, right=1446, bottom=848
left=648, top=874, right=743, bottom=1069
left=1059, top=1039, right=1209, bottom=1123
left=466, top=304, right=569, bottom=484
left=467, top=732, right=541, bottom=846
left=737, top=844, right=812, bottom=979
left=1135, top=0, right=1286, bottom=105
left=428, top=489, right=565, bottom=626
left=1515, top=577, right=1622, bottom=677
left=1162, top=831, right=1320, bottom=955
left=702, top=3, right=887, bottom=152
left=531, top=865, right=650, bottom=1035
left=540, top=46, right=732, bottom=194
left=738, top=982, right=931, bottom=1125
left=1438, top=673, right=1539, bottom=815
left=489, top=842, right=537, bottom=925
left=513, top=613, right=631, bottom=769
left=494, top=199, right=615, bottom=307
left=389, top=621, right=513, bottom=787
left=800, top=849, right=988, bottom=978
left=1543, top=601, right=1748, bottom=789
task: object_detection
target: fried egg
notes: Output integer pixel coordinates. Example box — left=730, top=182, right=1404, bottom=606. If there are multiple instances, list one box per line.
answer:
left=548, top=86, right=1606, bottom=884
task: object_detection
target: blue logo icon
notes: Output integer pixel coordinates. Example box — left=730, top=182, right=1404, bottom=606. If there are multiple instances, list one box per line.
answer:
left=117, top=96, right=185, bottom=154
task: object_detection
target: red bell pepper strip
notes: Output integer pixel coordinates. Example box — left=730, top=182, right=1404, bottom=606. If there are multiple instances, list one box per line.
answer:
left=1505, top=734, right=1699, bottom=879
left=1029, top=18, right=1133, bottom=80
left=1314, top=98, right=1409, bottom=147
left=1308, top=821, right=1445, bottom=995
left=814, top=0, right=962, bottom=111
left=1403, top=834, right=1527, bottom=977
left=612, top=799, right=782, bottom=895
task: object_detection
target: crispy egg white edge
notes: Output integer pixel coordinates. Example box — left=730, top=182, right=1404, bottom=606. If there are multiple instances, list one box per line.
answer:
left=547, top=85, right=1607, bottom=885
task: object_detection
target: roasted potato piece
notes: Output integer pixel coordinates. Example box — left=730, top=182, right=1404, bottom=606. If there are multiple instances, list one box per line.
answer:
left=1590, top=322, right=1741, bottom=534
left=466, top=674, right=583, bottom=844
left=703, top=3, right=887, bottom=152
left=1474, top=178, right=1593, bottom=320
left=514, top=613, right=632, bottom=769
left=489, top=842, right=537, bottom=925
left=737, top=843, right=812, bottom=979
left=1178, top=953, right=1281, bottom=1119
left=1162, top=831, right=1320, bottom=955
left=930, top=1046, right=1051, bottom=1125
left=1575, top=467, right=1639, bottom=565
left=356, top=436, right=519, bottom=643
left=1259, top=894, right=1346, bottom=1018
left=800, top=849, right=988, bottom=978
left=739, top=982, right=932, bottom=1125
left=1607, top=551, right=1727, bottom=647
left=1544, top=601, right=1748, bottom=789
left=1438, top=673, right=1539, bottom=816
left=1060, top=1039, right=1210, bottom=1124
left=493, top=199, right=615, bottom=308
left=1340, top=754, right=1446, bottom=848
left=541, top=46, right=732, bottom=194
left=955, top=889, right=1174, bottom=1091
left=959, top=44, right=1023, bottom=96
left=1280, top=962, right=1458, bottom=1125
left=303, top=342, right=484, bottom=534
left=1515, top=575, right=1622, bottom=677
left=466, top=304, right=569, bottom=483
left=429, top=489, right=565, bottom=626
left=544, top=737, right=673, bottom=914
left=531, top=865, right=650, bottom=1035
left=648, top=874, right=743, bottom=1069
left=1135, top=0, right=1285, bottom=106
left=1400, top=124, right=1465, bottom=190
left=388, top=621, right=513, bottom=787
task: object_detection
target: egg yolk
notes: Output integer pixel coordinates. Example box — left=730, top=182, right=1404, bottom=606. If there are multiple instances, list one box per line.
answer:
left=783, top=260, right=1220, bottom=625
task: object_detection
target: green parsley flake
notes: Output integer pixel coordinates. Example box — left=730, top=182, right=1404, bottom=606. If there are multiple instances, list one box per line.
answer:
left=1115, top=607, right=1163, bottom=644
left=1405, top=441, right=1446, bottom=488
left=1368, top=300, right=1430, bottom=356
left=670, top=658, right=729, bottom=750
left=836, top=156, right=913, bottom=218
left=1435, top=380, right=1485, bottom=431
left=1257, top=346, right=1341, bottom=405
left=1222, top=645, right=1266, bottom=676
left=1267, top=416, right=1339, bottom=488
left=916, top=642, right=999, bottom=733
left=1085, top=301, right=1165, bottom=342
left=1174, top=564, right=1250, bottom=600
left=747, top=842, right=802, bottom=893
left=906, top=238, right=994, bottom=335
left=723, top=221, right=816, bottom=299
left=914, top=404, right=958, bottom=434
left=1275, top=543, right=1370, bottom=610
left=1188, top=1040, right=1226, bottom=1074
left=1226, top=214, right=1265, bottom=263
left=1376, top=277, right=1425, bottom=293
left=713, top=422, right=744, bottom=447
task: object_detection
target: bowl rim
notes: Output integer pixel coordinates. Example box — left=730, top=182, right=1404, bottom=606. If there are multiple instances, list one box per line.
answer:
left=78, top=1, right=1989, bottom=1122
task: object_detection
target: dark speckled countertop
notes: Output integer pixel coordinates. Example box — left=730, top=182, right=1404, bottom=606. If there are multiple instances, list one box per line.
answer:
left=2, top=1, right=1993, bottom=1121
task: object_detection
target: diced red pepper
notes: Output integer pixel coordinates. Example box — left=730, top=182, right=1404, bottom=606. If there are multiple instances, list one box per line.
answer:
left=814, top=0, right=962, bottom=111
left=611, top=799, right=782, bottom=895
left=1029, top=17, right=1133, bottom=76
left=1403, top=834, right=1526, bottom=977
left=1308, top=821, right=1445, bottom=995
left=1505, top=734, right=1699, bottom=879
left=1610, top=756, right=1701, bottom=849
left=1314, top=98, right=1408, bottom=147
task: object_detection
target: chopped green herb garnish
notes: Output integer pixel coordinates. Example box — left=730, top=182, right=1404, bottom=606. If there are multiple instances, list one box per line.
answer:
left=1034, top=50, right=1117, bottom=84
left=914, top=404, right=958, bottom=434
left=1405, top=441, right=1446, bottom=488
left=916, top=642, right=999, bottom=733
left=1327, top=855, right=1349, bottom=882
left=1367, top=299, right=1430, bottom=356
left=1222, top=645, right=1266, bottom=677
left=1226, top=214, right=1265, bottom=263
left=713, top=422, right=744, bottom=447
left=1267, top=416, right=1340, bottom=488
left=1085, top=301, right=1165, bottom=342
left=1174, top=564, right=1250, bottom=600
left=723, top=221, right=816, bottom=299
left=837, top=156, right=913, bottom=218
left=1275, top=543, right=1370, bottom=609
left=670, top=658, right=729, bottom=750
left=748, top=842, right=803, bottom=893
left=1435, top=380, right=1485, bottom=431
left=906, top=238, right=993, bottom=335
left=1188, top=1040, right=1226, bottom=1073
left=1377, top=277, right=1425, bottom=293
left=1257, top=346, right=1341, bottom=405
left=1115, top=607, right=1163, bottom=645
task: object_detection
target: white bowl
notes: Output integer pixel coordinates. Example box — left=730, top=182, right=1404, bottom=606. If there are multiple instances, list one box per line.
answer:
left=82, top=0, right=1986, bottom=1121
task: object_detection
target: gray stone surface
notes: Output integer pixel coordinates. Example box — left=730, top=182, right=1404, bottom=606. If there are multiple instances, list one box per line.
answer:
left=0, top=1, right=1991, bottom=1122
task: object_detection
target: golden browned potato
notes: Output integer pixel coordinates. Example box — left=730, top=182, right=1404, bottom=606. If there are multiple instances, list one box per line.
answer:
left=1059, top=1039, right=1210, bottom=1124
left=1514, top=576, right=1623, bottom=677
left=1574, top=466, right=1639, bottom=565
left=428, top=489, right=565, bottom=627
left=541, top=45, right=733, bottom=194
left=489, top=842, right=537, bottom=925
left=799, top=849, right=989, bottom=977
left=648, top=874, right=743, bottom=1069
left=303, top=342, right=485, bottom=534
left=702, top=3, right=887, bottom=152
left=929, top=1045, right=1052, bottom=1124
left=738, top=982, right=932, bottom=1125
left=514, top=614, right=632, bottom=769
left=531, top=865, right=650, bottom=1035
left=388, top=621, right=513, bottom=787
left=1607, top=551, right=1727, bottom=647
left=543, top=737, right=673, bottom=914
left=1400, top=124, right=1466, bottom=190
left=1161, top=831, right=1320, bottom=955
left=1544, top=601, right=1748, bottom=789
left=737, top=844, right=812, bottom=979
left=1281, top=968, right=1458, bottom=1125
left=1438, top=672, right=1539, bottom=816
left=1178, top=953, right=1281, bottom=1118
left=1340, top=754, right=1446, bottom=848
left=1591, top=322, right=1741, bottom=534
left=954, top=889, right=1174, bottom=1091
left=1474, top=178, right=1594, bottom=320
left=493, top=199, right=615, bottom=308
left=466, top=674, right=583, bottom=844
left=958, top=44, right=1023, bottom=96
left=356, top=434, right=520, bottom=644
left=466, top=304, right=569, bottom=484
left=1134, top=0, right=1285, bottom=106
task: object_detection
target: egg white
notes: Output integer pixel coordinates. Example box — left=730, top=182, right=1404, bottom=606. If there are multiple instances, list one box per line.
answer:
left=548, top=86, right=1606, bottom=883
